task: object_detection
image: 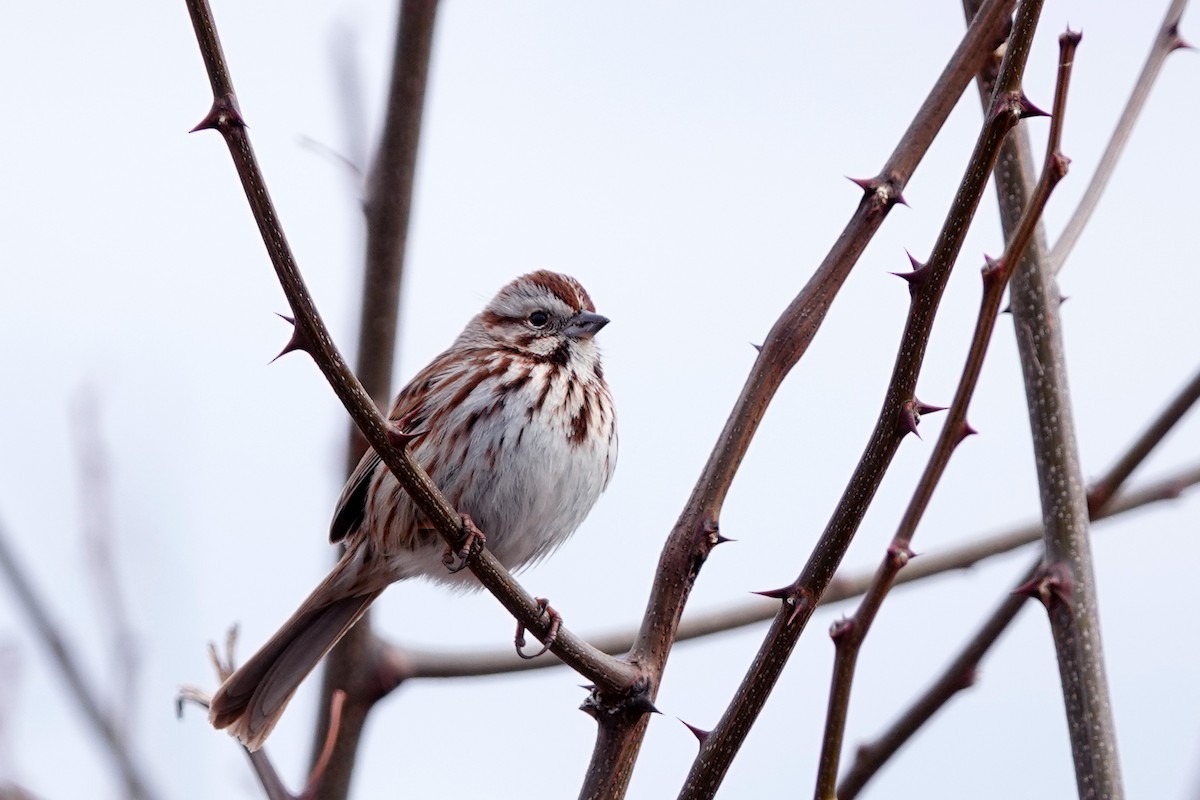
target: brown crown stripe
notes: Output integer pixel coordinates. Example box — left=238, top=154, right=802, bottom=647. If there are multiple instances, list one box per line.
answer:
left=522, top=270, right=596, bottom=313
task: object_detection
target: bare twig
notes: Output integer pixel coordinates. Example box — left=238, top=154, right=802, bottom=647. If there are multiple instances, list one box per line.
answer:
left=674, top=3, right=1047, bottom=797
left=577, top=3, right=1019, bottom=796
left=813, top=30, right=1077, bottom=799
left=181, top=0, right=637, bottom=698
left=0, top=519, right=159, bottom=800
left=1049, top=0, right=1194, bottom=272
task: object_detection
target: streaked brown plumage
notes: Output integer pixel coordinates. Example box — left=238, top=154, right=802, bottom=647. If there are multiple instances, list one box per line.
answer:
left=208, top=271, right=616, bottom=749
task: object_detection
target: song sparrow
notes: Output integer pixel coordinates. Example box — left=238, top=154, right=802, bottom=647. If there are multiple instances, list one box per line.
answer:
left=208, top=271, right=617, bottom=750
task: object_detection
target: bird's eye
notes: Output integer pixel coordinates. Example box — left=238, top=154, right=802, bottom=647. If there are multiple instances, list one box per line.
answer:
left=528, top=310, right=550, bottom=328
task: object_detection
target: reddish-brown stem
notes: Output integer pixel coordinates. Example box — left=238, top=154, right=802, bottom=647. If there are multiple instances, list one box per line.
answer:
left=811, top=29, right=1078, bottom=800
left=576, top=3, right=1018, bottom=797
left=182, top=0, right=636, bottom=696
left=1049, top=0, right=1194, bottom=272
left=673, top=3, right=1046, bottom=797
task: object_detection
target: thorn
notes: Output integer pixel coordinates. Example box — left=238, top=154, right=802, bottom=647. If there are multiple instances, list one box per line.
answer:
left=848, top=174, right=905, bottom=211
left=679, top=719, right=711, bottom=745
left=1059, top=294, right=1070, bottom=307
left=1013, top=562, right=1074, bottom=609
left=627, top=694, right=660, bottom=716
left=386, top=424, right=427, bottom=448
left=190, top=93, right=246, bottom=134
left=387, top=407, right=429, bottom=447
left=271, top=314, right=312, bottom=362
left=752, top=585, right=794, bottom=600
left=751, top=342, right=763, bottom=353
left=848, top=175, right=880, bottom=194
left=829, top=617, right=855, bottom=643
left=981, top=254, right=1004, bottom=284
left=713, top=533, right=737, bottom=546
left=898, top=399, right=922, bottom=439
left=1017, top=93, right=1050, bottom=119
left=958, top=421, right=978, bottom=443
left=751, top=584, right=810, bottom=625
left=892, top=251, right=931, bottom=292
left=887, top=542, right=915, bottom=569
left=1165, top=21, right=1193, bottom=51
left=915, top=400, right=946, bottom=416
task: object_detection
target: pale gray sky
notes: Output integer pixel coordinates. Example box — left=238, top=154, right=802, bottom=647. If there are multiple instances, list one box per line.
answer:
left=1, top=1, right=1197, bottom=798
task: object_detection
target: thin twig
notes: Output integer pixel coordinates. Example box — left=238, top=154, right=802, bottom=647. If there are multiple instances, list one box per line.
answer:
left=1049, top=0, right=1194, bottom=272
left=576, top=3, right=1019, bottom=795
left=181, top=0, right=636, bottom=697
left=675, top=3, right=1047, bottom=797
left=0, top=519, right=159, bottom=800
left=813, top=30, right=1077, bottom=799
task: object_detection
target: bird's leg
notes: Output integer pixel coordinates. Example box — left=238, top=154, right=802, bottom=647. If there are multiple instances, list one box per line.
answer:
left=442, top=513, right=486, bottom=574
left=514, top=597, right=560, bottom=660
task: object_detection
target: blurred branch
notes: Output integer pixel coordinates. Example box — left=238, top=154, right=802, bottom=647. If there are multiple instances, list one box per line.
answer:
left=0, top=518, right=159, bottom=800
left=674, top=3, right=1047, bottom=796
left=814, top=30, right=1076, bottom=798
left=839, top=356, right=1200, bottom=798
left=311, top=1, right=440, bottom=797
left=70, top=387, right=139, bottom=737
left=577, top=2, right=1019, bottom=795
left=1049, top=0, right=1193, bottom=272
left=178, top=630, right=344, bottom=800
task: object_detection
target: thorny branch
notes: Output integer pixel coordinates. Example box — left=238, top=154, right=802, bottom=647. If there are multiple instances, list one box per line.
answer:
left=378, top=460, right=1200, bottom=681
left=577, top=2, right=1019, bottom=796
left=182, top=0, right=637, bottom=715
left=839, top=360, right=1200, bottom=798
left=813, top=29, right=1077, bottom=799
left=676, top=2, right=1047, bottom=796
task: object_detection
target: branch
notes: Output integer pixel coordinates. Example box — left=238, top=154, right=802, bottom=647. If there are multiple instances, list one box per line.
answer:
left=375, top=460, right=1197, bottom=680
left=309, top=1, right=440, bottom=796
left=1049, top=0, right=1193, bottom=272
left=992, top=33, right=1128, bottom=800
left=0, top=518, right=159, bottom=800
left=576, top=2, right=1019, bottom=795
left=676, top=2, right=1047, bottom=796
left=813, top=29, right=1076, bottom=799
left=182, top=0, right=636, bottom=707
left=177, top=632, right=345, bottom=800
left=839, top=356, right=1200, bottom=797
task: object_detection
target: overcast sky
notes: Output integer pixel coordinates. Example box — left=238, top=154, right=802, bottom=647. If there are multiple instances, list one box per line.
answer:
left=1, top=1, right=1198, bottom=798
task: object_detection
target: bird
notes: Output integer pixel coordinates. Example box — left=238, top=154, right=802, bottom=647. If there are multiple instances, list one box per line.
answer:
left=208, top=270, right=617, bottom=750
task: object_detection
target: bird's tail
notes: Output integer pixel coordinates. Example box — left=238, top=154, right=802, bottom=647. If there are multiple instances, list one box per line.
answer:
left=208, top=552, right=383, bottom=751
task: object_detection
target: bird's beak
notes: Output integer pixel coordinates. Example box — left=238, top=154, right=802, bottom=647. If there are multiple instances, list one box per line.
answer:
left=565, top=311, right=610, bottom=339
